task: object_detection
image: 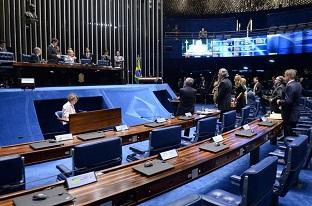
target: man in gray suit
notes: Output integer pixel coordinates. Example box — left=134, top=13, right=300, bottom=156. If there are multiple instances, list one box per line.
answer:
left=277, top=69, right=302, bottom=137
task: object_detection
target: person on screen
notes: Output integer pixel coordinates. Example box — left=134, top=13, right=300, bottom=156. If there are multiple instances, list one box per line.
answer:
left=64, top=48, right=77, bottom=64
left=30, top=47, right=42, bottom=63
left=62, top=93, right=79, bottom=122
left=199, top=28, right=207, bottom=39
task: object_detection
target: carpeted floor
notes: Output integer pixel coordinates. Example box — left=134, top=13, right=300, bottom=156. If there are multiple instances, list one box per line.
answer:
left=24, top=104, right=312, bottom=206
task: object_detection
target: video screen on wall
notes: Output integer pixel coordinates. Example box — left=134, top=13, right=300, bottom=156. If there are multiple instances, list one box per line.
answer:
left=181, top=30, right=312, bottom=58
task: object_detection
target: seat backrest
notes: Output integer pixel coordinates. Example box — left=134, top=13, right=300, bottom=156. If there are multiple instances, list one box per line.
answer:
left=0, top=52, right=14, bottom=61
left=221, top=111, right=236, bottom=133
left=279, top=135, right=308, bottom=196
left=240, top=156, right=278, bottom=206
left=0, top=155, right=25, bottom=195
left=240, top=106, right=250, bottom=126
left=194, top=117, right=217, bottom=142
left=72, top=137, right=122, bottom=175
left=149, top=125, right=181, bottom=156
left=22, top=54, right=31, bottom=62
left=55, top=111, right=63, bottom=119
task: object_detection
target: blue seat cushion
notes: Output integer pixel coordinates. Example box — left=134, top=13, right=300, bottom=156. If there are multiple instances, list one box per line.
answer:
left=167, top=194, right=202, bottom=206
left=202, top=189, right=242, bottom=206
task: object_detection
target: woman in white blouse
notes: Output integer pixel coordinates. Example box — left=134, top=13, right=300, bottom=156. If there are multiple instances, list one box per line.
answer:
left=62, top=93, right=79, bottom=122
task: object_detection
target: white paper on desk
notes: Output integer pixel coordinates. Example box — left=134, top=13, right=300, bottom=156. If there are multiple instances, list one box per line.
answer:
left=269, top=113, right=282, bottom=120
left=55, top=133, right=73, bottom=142
left=199, top=115, right=206, bottom=118
left=243, top=124, right=250, bottom=130
left=212, top=135, right=224, bottom=143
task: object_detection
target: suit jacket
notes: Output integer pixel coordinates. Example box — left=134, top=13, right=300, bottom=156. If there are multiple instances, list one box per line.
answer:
left=47, top=44, right=58, bottom=63
left=253, top=82, right=262, bottom=97
left=280, top=80, right=302, bottom=122
left=81, top=53, right=93, bottom=60
left=270, top=84, right=284, bottom=113
left=216, top=77, right=232, bottom=111
left=176, top=86, right=197, bottom=115
left=30, top=54, right=40, bottom=63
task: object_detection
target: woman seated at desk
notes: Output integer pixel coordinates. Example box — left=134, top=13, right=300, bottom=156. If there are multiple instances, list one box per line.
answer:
left=62, top=93, right=79, bottom=124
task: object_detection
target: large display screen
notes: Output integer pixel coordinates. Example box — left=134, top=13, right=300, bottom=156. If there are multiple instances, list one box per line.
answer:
left=181, top=30, right=312, bottom=58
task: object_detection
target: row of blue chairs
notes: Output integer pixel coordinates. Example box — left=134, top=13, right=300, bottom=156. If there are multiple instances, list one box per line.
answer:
left=0, top=107, right=250, bottom=195
left=167, top=133, right=309, bottom=206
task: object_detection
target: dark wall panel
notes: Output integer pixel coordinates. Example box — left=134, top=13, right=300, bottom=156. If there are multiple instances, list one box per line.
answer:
left=0, top=0, right=163, bottom=83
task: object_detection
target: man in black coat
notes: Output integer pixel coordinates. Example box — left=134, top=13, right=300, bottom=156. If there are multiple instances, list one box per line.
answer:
left=47, top=38, right=60, bottom=63
left=253, top=76, right=266, bottom=114
left=177, top=77, right=197, bottom=136
left=277, top=69, right=302, bottom=137
left=177, top=77, right=197, bottom=116
left=216, top=68, right=232, bottom=115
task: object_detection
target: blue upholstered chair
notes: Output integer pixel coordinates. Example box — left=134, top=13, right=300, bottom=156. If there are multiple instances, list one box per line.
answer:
left=56, top=137, right=122, bottom=180
left=22, top=54, right=31, bottom=62
left=127, top=125, right=182, bottom=162
left=220, top=110, right=236, bottom=133
left=236, top=106, right=250, bottom=127
left=181, top=117, right=217, bottom=146
left=248, top=100, right=260, bottom=121
left=269, top=135, right=308, bottom=205
left=0, top=155, right=25, bottom=195
left=0, top=52, right=14, bottom=61
left=202, top=156, right=278, bottom=206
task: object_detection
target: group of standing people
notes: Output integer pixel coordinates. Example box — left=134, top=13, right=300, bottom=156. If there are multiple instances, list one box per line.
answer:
left=177, top=68, right=303, bottom=139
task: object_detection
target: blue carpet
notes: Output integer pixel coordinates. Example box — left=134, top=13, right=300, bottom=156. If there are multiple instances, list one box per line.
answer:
left=24, top=104, right=312, bottom=206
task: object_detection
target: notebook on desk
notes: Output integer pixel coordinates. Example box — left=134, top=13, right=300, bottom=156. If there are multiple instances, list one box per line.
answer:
left=133, top=160, right=174, bottom=176
left=13, top=186, right=74, bottom=206
left=144, top=122, right=166, bottom=128
left=30, top=141, right=64, bottom=150
left=235, top=129, right=257, bottom=138
left=258, top=121, right=275, bottom=127
left=77, top=131, right=105, bottom=141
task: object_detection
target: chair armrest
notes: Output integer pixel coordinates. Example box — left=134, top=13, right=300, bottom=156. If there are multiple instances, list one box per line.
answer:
left=269, top=151, right=285, bottom=159
left=230, top=175, right=241, bottom=186
left=297, top=124, right=312, bottom=128
left=181, top=136, right=193, bottom=142
left=56, top=164, right=71, bottom=176
left=293, top=127, right=309, bottom=135
left=278, top=145, right=287, bottom=150
left=129, top=146, right=147, bottom=155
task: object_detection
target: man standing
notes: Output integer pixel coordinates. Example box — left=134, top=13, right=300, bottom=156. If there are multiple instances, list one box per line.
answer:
left=253, top=77, right=266, bottom=114
left=216, top=68, right=232, bottom=115
left=277, top=69, right=302, bottom=137
left=47, top=38, right=60, bottom=63
left=0, top=40, right=7, bottom=52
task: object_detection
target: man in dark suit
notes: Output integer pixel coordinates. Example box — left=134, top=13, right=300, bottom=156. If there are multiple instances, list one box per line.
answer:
left=177, top=77, right=197, bottom=136
left=47, top=38, right=60, bottom=63
left=216, top=68, right=232, bottom=115
left=30, top=47, right=42, bottom=63
left=177, top=77, right=197, bottom=115
left=253, top=76, right=266, bottom=114
left=81, top=47, right=93, bottom=61
left=277, top=69, right=302, bottom=137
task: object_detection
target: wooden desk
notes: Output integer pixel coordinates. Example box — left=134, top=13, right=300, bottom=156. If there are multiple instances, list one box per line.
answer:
left=0, top=112, right=220, bottom=165
left=2, top=62, right=124, bottom=86
left=69, top=108, right=122, bottom=135
left=0, top=119, right=283, bottom=206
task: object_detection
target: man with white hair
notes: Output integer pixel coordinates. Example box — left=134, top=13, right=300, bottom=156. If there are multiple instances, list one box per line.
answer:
left=216, top=68, right=232, bottom=116
left=277, top=69, right=302, bottom=137
left=177, top=77, right=197, bottom=136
